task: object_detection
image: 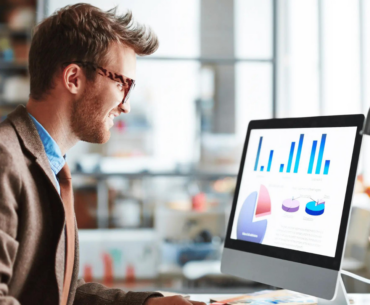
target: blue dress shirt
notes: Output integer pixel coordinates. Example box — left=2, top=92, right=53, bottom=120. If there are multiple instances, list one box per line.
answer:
left=28, top=113, right=65, bottom=194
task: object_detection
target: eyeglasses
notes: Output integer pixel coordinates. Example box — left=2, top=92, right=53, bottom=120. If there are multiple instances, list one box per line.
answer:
left=62, top=61, right=136, bottom=105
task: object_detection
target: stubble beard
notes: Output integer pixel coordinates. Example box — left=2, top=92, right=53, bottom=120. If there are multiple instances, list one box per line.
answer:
left=70, top=86, right=111, bottom=144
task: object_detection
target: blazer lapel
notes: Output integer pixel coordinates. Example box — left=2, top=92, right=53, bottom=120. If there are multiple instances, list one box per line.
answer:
left=67, top=221, right=80, bottom=305
left=7, top=105, right=66, bottom=297
left=7, top=105, right=60, bottom=193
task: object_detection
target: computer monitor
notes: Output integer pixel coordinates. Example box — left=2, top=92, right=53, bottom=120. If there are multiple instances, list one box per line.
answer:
left=221, top=115, right=364, bottom=303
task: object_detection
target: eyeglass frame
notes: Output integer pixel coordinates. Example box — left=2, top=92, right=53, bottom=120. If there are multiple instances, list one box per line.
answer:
left=61, top=61, right=136, bottom=105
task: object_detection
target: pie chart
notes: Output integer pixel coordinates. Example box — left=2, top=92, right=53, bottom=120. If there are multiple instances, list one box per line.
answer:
left=305, top=200, right=325, bottom=216
left=282, top=198, right=300, bottom=213
left=237, top=185, right=271, bottom=244
left=255, top=185, right=272, bottom=217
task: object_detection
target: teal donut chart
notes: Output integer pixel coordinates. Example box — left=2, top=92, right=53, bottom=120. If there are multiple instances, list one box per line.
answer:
left=305, top=200, right=325, bottom=216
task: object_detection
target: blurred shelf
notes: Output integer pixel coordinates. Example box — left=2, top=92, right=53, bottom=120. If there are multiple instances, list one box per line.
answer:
left=110, top=129, right=152, bottom=137
left=72, top=170, right=237, bottom=180
left=0, top=28, right=30, bottom=39
left=0, top=100, right=26, bottom=107
left=0, top=61, right=28, bottom=70
left=352, top=193, right=370, bottom=211
left=158, top=207, right=226, bottom=216
left=138, top=56, right=273, bottom=64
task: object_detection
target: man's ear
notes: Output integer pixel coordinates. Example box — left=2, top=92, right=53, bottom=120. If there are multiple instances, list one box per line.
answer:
left=63, top=64, right=84, bottom=95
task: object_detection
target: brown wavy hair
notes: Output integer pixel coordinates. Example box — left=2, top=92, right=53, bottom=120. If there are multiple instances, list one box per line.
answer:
left=29, top=3, right=159, bottom=100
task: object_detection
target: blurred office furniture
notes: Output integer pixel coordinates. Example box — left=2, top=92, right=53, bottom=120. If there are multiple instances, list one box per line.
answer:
left=156, top=206, right=225, bottom=267
left=78, top=229, right=159, bottom=285
left=73, top=169, right=236, bottom=229
left=73, top=170, right=238, bottom=289
left=182, top=261, right=261, bottom=291
left=183, top=261, right=222, bottom=282
left=0, top=0, right=35, bottom=122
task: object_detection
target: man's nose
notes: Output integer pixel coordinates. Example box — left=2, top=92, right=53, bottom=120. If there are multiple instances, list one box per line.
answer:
left=120, top=100, right=131, bottom=113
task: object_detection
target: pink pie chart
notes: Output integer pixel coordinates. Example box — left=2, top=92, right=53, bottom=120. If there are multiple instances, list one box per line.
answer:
left=282, top=198, right=300, bottom=213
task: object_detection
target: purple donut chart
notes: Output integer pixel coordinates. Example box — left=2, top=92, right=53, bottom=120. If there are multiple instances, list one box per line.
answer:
left=282, top=198, right=300, bottom=213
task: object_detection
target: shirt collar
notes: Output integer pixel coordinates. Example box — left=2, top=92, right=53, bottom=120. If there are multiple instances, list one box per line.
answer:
left=28, top=113, right=66, bottom=175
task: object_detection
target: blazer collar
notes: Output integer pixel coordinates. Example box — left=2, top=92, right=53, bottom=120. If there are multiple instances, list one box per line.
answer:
left=7, top=105, right=59, bottom=192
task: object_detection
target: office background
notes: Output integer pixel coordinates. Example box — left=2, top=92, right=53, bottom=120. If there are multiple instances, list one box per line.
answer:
left=2, top=0, right=370, bottom=294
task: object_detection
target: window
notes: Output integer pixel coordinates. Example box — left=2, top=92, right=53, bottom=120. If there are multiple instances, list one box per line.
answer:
left=235, top=0, right=274, bottom=140
left=278, top=0, right=369, bottom=180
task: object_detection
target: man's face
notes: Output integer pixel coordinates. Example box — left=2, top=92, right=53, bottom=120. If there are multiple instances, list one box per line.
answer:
left=70, top=43, right=136, bottom=143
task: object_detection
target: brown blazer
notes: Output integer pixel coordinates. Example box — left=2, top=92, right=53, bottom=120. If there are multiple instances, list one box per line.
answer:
left=0, top=106, right=162, bottom=304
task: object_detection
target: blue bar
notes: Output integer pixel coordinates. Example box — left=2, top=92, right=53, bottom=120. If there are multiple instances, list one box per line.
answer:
left=324, top=160, right=330, bottom=175
left=308, top=141, right=318, bottom=174
left=267, top=150, right=274, bottom=172
left=294, top=134, right=304, bottom=173
left=286, top=142, right=296, bottom=173
left=280, top=164, right=284, bottom=172
left=315, top=134, right=327, bottom=174
left=260, top=166, right=264, bottom=171
left=254, top=137, right=263, bottom=171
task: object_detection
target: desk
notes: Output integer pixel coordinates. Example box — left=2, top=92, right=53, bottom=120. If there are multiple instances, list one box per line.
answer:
left=189, top=293, right=370, bottom=304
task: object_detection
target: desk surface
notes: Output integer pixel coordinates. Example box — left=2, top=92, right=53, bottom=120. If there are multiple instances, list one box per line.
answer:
left=189, top=293, right=370, bottom=304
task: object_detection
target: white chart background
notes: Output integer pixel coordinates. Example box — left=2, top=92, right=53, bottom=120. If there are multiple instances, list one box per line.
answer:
left=231, top=127, right=357, bottom=257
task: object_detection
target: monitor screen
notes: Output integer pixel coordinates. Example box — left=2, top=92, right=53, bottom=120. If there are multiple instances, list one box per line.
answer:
left=230, top=127, right=357, bottom=258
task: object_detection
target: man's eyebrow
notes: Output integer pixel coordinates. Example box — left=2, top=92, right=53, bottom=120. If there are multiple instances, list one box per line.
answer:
left=114, top=73, right=125, bottom=84
left=98, top=67, right=108, bottom=75
left=98, top=67, right=126, bottom=84
left=98, top=67, right=126, bottom=85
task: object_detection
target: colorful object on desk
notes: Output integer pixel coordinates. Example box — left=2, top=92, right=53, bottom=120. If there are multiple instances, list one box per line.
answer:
left=125, top=263, right=135, bottom=283
left=210, top=295, right=252, bottom=305
left=102, top=252, right=113, bottom=287
left=192, top=192, right=206, bottom=211
left=83, top=264, right=93, bottom=283
left=210, top=290, right=317, bottom=305
left=116, top=120, right=126, bottom=133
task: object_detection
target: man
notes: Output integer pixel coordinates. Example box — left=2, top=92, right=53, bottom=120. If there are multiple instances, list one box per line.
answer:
left=0, top=4, right=206, bottom=305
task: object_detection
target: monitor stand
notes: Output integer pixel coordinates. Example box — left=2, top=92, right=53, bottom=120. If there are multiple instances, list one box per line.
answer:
left=318, top=277, right=349, bottom=305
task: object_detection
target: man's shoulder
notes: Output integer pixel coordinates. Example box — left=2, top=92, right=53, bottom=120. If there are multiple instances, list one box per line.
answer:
left=0, top=119, right=26, bottom=189
left=0, top=117, right=16, bottom=135
left=0, top=118, right=23, bottom=156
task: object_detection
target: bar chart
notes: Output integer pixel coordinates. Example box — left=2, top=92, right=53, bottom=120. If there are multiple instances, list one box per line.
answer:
left=254, top=137, right=263, bottom=171
left=254, top=133, right=331, bottom=175
left=308, top=141, right=317, bottom=174
left=267, top=150, right=274, bottom=172
left=287, top=142, right=296, bottom=173
left=314, top=134, right=327, bottom=174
